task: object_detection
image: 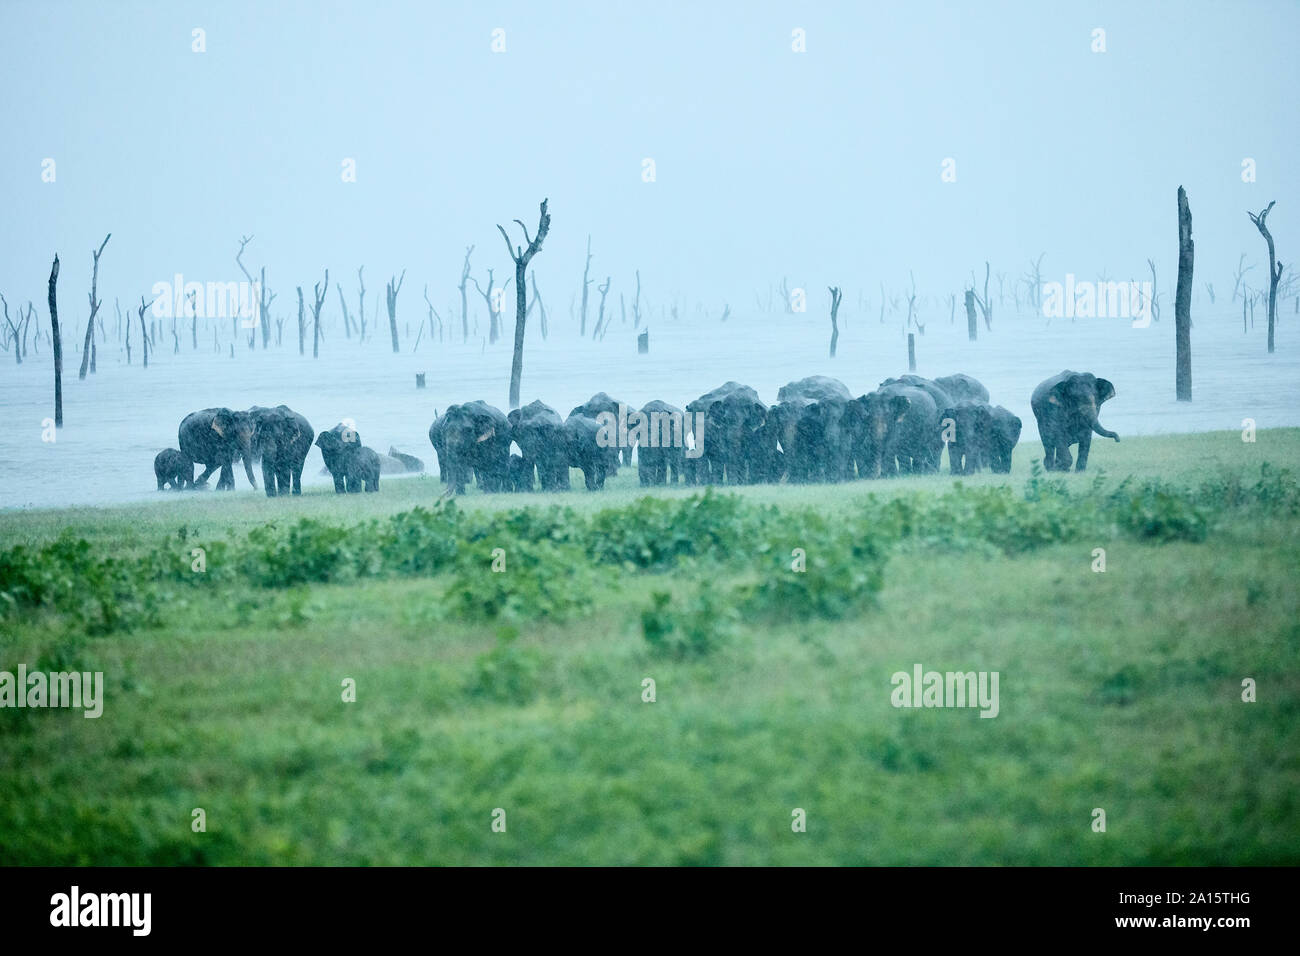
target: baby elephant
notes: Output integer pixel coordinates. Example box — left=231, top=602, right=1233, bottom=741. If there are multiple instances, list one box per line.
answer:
left=315, top=425, right=381, bottom=493
left=154, top=448, right=193, bottom=490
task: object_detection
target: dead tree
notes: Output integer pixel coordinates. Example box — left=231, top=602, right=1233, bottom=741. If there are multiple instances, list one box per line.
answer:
left=312, top=271, right=329, bottom=358
left=458, top=247, right=473, bottom=342
left=1023, top=253, right=1046, bottom=311
left=592, top=277, right=611, bottom=339
left=905, top=273, right=917, bottom=329
left=1175, top=186, right=1194, bottom=401
left=48, top=256, right=62, bottom=425
left=385, top=269, right=404, bottom=353
left=579, top=235, right=593, bottom=335
left=472, top=268, right=508, bottom=345
left=357, top=267, right=367, bottom=342
left=631, top=270, right=642, bottom=328
left=977, top=262, right=993, bottom=329
left=137, top=294, right=156, bottom=368
left=1145, top=259, right=1162, bottom=322
left=77, top=234, right=110, bottom=379
left=235, top=235, right=274, bottom=349
left=527, top=272, right=548, bottom=340
left=1231, top=253, right=1254, bottom=303
left=120, top=300, right=130, bottom=365
left=964, top=289, right=978, bottom=341
left=1248, top=201, right=1283, bottom=354
left=422, top=285, right=444, bottom=350
left=1, top=294, right=20, bottom=364
left=778, top=277, right=793, bottom=314
left=296, top=287, right=305, bottom=355
left=497, top=198, right=551, bottom=409
left=947, top=292, right=956, bottom=324
left=337, top=286, right=353, bottom=339
left=828, top=286, right=842, bottom=357
left=1204, top=282, right=1215, bottom=305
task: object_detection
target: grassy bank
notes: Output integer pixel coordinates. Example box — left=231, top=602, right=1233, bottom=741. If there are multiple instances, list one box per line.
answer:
left=1, top=430, right=1298, bottom=864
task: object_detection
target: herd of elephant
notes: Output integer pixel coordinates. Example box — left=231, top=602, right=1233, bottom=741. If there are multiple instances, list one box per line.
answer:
left=428, top=369, right=1119, bottom=494
left=152, top=369, right=1118, bottom=497
left=155, top=406, right=382, bottom=495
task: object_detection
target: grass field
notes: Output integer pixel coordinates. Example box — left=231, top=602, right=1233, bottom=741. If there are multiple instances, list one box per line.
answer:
left=1, top=430, right=1298, bottom=865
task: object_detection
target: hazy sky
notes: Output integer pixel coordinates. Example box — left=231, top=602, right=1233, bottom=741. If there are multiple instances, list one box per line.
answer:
left=1, top=0, right=1296, bottom=321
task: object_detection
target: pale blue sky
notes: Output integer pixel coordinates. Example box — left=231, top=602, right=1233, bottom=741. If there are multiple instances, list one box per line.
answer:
left=1, top=0, right=1296, bottom=319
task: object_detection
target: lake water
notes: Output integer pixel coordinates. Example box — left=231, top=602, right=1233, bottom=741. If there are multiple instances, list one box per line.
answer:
left=1, top=303, right=1295, bottom=511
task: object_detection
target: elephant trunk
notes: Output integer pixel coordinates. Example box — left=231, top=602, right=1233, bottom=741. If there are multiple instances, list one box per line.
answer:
left=238, top=436, right=258, bottom=487
left=1090, top=415, right=1120, bottom=442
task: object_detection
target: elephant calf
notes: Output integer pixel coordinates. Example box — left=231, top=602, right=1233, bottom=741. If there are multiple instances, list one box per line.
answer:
left=154, top=448, right=193, bottom=490
left=316, top=425, right=381, bottom=493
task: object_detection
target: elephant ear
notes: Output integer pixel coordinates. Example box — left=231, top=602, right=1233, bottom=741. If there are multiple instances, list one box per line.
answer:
left=1095, top=378, right=1116, bottom=404
left=889, top=394, right=910, bottom=422
left=1047, top=380, right=1070, bottom=406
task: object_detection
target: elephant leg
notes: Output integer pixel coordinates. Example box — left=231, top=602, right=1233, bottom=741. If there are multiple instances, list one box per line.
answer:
left=262, top=460, right=277, bottom=497
left=217, top=462, right=234, bottom=490
left=1055, top=442, right=1073, bottom=471
left=193, top=463, right=217, bottom=487
left=1041, top=438, right=1056, bottom=471
left=1075, top=432, right=1093, bottom=471
left=292, top=461, right=304, bottom=495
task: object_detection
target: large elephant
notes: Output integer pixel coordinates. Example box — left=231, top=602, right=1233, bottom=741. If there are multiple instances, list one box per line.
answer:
left=249, top=405, right=314, bottom=497
left=315, top=424, right=380, bottom=492
left=571, top=392, right=630, bottom=470
left=507, top=400, right=570, bottom=492
left=154, top=448, right=192, bottom=490
left=1031, top=370, right=1118, bottom=472
left=179, top=407, right=256, bottom=490
left=636, top=399, right=687, bottom=486
left=773, top=376, right=855, bottom=482
left=852, top=385, right=942, bottom=478
left=433, top=401, right=511, bottom=494
left=565, top=413, right=612, bottom=490
left=934, top=373, right=990, bottom=405
left=685, top=381, right=774, bottom=485
left=428, top=412, right=449, bottom=485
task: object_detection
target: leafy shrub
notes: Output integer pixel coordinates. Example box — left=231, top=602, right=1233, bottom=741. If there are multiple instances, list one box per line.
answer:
left=641, top=587, right=739, bottom=659
left=467, top=626, right=544, bottom=704
left=447, top=541, right=592, bottom=622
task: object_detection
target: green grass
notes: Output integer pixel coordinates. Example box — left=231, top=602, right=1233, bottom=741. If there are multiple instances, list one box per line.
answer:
left=1, top=429, right=1298, bottom=865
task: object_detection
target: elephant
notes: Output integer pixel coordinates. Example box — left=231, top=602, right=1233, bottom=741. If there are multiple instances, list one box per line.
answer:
left=1031, top=370, right=1118, bottom=472
left=249, top=405, right=314, bottom=497
left=880, top=375, right=954, bottom=413
left=178, top=407, right=257, bottom=490
left=507, top=400, right=570, bottom=492
left=154, top=448, right=192, bottom=490
left=428, top=413, right=449, bottom=485
left=934, top=373, right=990, bottom=405
left=685, top=381, right=774, bottom=485
left=570, top=392, right=631, bottom=470
left=635, top=399, right=687, bottom=486
left=315, top=424, right=380, bottom=492
left=983, top=406, right=1022, bottom=474
left=432, top=401, right=511, bottom=494
left=852, top=384, right=942, bottom=478
left=940, top=401, right=993, bottom=475
left=387, top=447, right=425, bottom=472
left=565, top=413, right=612, bottom=490
left=773, top=376, right=855, bottom=482
left=507, top=454, right=535, bottom=492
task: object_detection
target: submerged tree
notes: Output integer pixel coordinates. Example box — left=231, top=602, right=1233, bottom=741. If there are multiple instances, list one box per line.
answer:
left=48, top=255, right=62, bottom=425
left=498, top=198, right=551, bottom=410
left=78, top=234, right=110, bottom=379
left=1247, top=201, right=1283, bottom=354
left=828, top=286, right=842, bottom=357
left=1175, top=186, right=1194, bottom=401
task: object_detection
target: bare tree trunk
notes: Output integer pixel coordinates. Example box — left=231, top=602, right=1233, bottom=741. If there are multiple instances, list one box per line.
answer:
left=579, top=235, right=592, bottom=335
left=312, top=271, right=328, bottom=358
left=593, top=277, right=611, bottom=338
left=907, top=332, right=916, bottom=371
left=2, top=295, right=22, bottom=365
left=1175, top=186, right=1194, bottom=401
left=386, top=270, right=404, bottom=353
left=297, top=287, right=305, bottom=355
left=632, top=270, right=642, bottom=328
left=458, top=247, right=472, bottom=342
left=965, top=289, right=977, bottom=341
left=357, top=267, right=367, bottom=342
left=498, top=199, right=551, bottom=410
left=137, top=295, right=152, bottom=368
left=78, top=234, right=110, bottom=379
left=338, top=285, right=352, bottom=339
left=1248, top=201, right=1282, bottom=354
left=46, top=256, right=63, bottom=425
left=828, top=286, right=842, bottom=357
